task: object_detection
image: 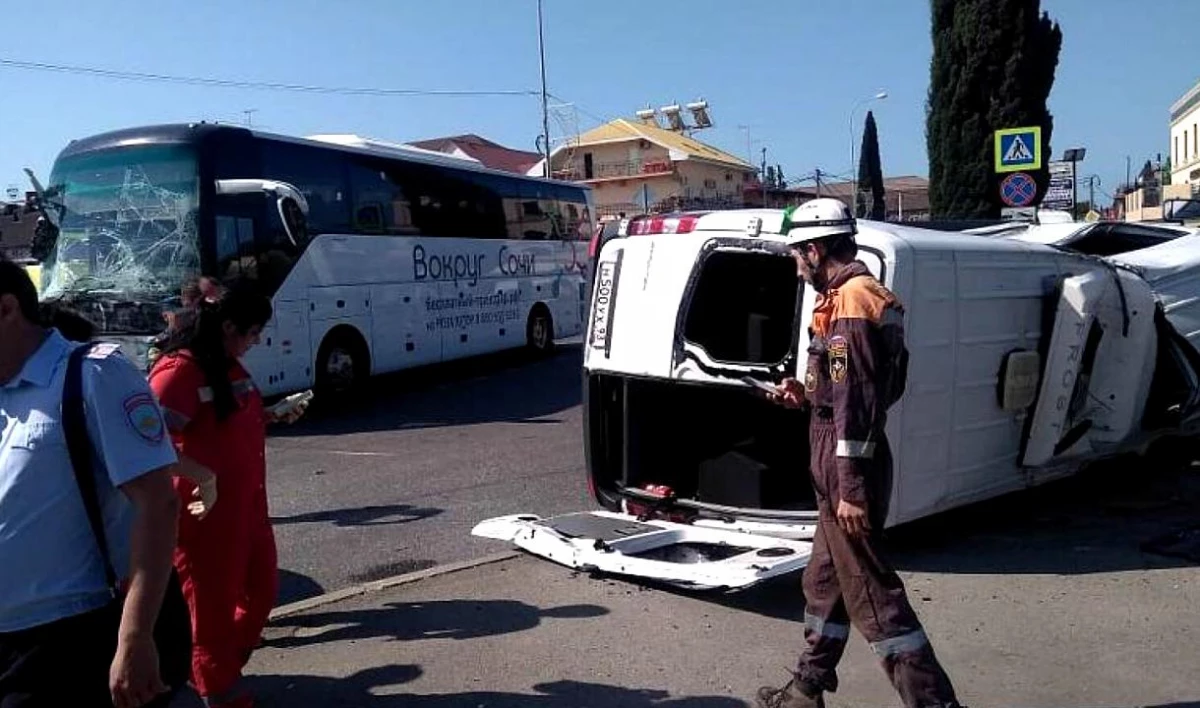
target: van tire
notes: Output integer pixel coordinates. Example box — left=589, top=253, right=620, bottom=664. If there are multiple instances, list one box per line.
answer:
left=315, top=328, right=369, bottom=402
left=526, top=306, right=555, bottom=356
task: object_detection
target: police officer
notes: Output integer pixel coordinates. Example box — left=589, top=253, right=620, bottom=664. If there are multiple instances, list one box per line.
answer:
left=0, top=259, right=182, bottom=707
left=755, top=200, right=963, bottom=708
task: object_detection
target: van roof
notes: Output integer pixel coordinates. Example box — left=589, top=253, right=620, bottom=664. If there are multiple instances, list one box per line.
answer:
left=663, top=208, right=1050, bottom=254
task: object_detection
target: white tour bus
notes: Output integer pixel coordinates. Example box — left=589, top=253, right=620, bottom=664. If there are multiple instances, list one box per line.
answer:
left=476, top=209, right=1200, bottom=591
left=32, top=123, right=594, bottom=396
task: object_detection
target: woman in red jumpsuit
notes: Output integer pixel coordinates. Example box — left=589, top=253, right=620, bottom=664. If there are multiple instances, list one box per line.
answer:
left=149, top=284, right=304, bottom=708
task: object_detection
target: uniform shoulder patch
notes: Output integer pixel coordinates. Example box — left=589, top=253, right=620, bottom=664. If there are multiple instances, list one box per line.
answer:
left=123, top=392, right=166, bottom=444
left=828, top=335, right=849, bottom=384
left=86, top=342, right=123, bottom=360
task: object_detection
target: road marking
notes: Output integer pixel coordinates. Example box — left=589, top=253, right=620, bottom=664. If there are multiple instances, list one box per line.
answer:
left=323, top=450, right=396, bottom=457
left=269, top=551, right=522, bottom=620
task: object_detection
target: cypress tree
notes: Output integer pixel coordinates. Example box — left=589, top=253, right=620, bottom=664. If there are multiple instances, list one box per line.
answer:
left=927, top=0, right=1063, bottom=218
left=857, top=111, right=887, bottom=220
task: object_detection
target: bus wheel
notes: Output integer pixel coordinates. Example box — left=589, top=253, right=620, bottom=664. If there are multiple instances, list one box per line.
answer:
left=316, top=329, right=367, bottom=400
left=526, top=306, right=555, bottom=356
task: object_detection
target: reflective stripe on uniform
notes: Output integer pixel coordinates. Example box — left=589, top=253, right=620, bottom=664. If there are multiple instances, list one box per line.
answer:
left=161, top=407, right=192, bottom=433
left=804, top=612, right=850, bottom=641
left=198, top=386, right=214, bottom=403
left=232, top=379, right=256, bottom=395
left=836, top=440, right=876, bottom=458
left=869, top=628, right=929, bottom=657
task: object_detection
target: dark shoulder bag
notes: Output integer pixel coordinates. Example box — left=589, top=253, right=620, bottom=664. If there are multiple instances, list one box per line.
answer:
left=62, top=344, right=193, bottom=692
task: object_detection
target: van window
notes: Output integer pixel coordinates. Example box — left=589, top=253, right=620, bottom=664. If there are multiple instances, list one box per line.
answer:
left=682, top=251, right=800, bottom=365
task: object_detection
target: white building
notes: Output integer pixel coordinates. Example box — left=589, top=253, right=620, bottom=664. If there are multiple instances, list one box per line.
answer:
left=1170, top=80, right=1200, bottom=187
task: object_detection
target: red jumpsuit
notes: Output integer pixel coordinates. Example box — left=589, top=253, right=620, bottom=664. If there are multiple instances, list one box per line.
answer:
left=795, top=261, right=960, bottom=707
left=149, top=352, right=277, bottom=702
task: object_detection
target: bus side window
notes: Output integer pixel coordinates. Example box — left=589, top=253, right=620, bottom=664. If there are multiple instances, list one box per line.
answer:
left=216, top=215, right=257, bottom=281
left=555, top=186, right=590, bottom=241
left=518, top=182, right=554, bottom=241
left=261, top=141, right=351, bottom=235
left=349, top=161, right=410, bottom=235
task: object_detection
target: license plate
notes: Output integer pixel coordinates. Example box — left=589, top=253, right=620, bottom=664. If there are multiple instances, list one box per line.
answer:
left=590, top=260, right=617, bottom=350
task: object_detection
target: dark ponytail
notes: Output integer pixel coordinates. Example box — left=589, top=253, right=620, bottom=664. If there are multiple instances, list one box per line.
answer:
left=163, top=280, right=272, bottom=421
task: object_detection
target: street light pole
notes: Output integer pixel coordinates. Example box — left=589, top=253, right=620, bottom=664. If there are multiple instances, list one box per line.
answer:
left=537, top=0, right=551, bottom=179
left=849, top=90, right=888, bottom=211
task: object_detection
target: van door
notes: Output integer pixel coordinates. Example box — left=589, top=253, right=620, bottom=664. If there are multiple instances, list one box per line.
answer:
left=1021, top=267, right=1159, bottom=467
left=473, top=511, right=812, bottom=591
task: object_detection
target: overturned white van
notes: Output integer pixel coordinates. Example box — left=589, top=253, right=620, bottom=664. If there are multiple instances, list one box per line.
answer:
left=474, top=211, right=1200, bottom=590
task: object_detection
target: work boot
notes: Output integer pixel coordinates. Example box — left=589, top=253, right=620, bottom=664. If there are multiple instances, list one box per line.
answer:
left=755, top=675, right=825, bottom=708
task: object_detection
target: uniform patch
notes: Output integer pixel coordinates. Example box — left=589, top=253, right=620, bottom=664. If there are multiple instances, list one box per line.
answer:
left=123, top=393, right=165, bottom=443
left=86, top=342, right=122, bottom=359
left=828, top=336, right=849, bottom=384
left=804, top=364, right=818, bottom=392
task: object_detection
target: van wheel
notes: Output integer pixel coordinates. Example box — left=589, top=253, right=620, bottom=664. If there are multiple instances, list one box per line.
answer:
left=316, top=330, right=367, bottom=400
left=526, top=306, right=555, bottom=355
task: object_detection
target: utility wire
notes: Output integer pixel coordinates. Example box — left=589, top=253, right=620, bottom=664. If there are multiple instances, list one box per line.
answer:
left=0, top=57, right=539, bottom=97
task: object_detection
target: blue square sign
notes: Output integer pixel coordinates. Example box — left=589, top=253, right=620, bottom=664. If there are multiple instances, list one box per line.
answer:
left=994, top=126, right=1043, bottom=173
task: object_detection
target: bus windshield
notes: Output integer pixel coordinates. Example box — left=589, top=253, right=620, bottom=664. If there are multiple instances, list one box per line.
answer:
left=39, top=144, right=201, bottom=302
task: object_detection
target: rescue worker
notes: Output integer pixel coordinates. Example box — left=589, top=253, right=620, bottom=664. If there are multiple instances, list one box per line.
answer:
left=756, top=199, right=963, bottom=708
left=148, top=281, right=303, bottom=708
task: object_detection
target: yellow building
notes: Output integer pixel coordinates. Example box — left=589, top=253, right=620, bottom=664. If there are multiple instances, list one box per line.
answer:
left=538, top=118, right=757, bottom=219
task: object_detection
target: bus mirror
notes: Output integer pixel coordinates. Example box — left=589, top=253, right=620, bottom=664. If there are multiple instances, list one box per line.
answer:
left=214, top=179, right=310, bottom=246
left=278, top=196, right=308, bottom=247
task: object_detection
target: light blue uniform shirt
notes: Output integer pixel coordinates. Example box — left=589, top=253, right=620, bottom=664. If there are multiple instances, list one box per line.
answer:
left=0, top=330, right=178, bottom=632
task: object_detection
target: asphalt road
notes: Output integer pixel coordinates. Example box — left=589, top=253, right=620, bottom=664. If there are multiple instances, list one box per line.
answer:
left=265, top=345, right=593, bottom=605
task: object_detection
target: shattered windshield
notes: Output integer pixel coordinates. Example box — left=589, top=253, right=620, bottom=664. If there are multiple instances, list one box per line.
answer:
left=39, top=144, right=200, bottom=301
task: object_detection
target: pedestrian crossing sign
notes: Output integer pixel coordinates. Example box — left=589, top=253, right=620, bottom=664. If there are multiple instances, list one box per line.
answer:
left=994, top=126, right=1043, bottom=173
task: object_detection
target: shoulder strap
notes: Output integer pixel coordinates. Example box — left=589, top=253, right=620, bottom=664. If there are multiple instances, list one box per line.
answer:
left=62, top=343, right=119, bottom=596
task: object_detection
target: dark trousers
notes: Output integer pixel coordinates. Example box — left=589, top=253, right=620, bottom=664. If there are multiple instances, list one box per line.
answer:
left=0, top=593, right=186, bottom=708
left=796, top=424, right=959, bottom=708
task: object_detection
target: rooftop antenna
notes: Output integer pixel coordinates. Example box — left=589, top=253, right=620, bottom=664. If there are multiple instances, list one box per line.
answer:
left=242, top=109, right=258, bottom=127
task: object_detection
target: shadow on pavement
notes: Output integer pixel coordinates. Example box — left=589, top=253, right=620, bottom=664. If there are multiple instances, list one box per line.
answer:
left=271, top=503, right=444, bottom=528
left=246, top=664, right=423, bottom=708
left=266, top=599, right=608, bottom=649
left=642, top=462, right=1200, bottom=623
left=246, top=670, right=748, bottom=708
left=271, top=347, right=583, bottom=438
left=889, top=459, right=1200, bottom=576
left=276, top=568, right=326, bottom=605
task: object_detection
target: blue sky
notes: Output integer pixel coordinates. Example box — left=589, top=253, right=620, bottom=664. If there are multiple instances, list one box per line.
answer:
left=1, top=0, right=1196, bottom=206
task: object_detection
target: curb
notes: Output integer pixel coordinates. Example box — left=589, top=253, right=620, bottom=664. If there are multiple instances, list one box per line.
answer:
left=269, top=551, right=522, bottom=620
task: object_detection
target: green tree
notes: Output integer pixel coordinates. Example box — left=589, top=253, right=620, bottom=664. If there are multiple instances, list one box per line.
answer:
left=856, top=111, right=887, bottom=220
left=927, top=0, right=1063, bottom=218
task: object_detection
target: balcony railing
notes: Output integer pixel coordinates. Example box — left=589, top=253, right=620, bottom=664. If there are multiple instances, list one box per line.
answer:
left=554, top=158, right=674, bottom=182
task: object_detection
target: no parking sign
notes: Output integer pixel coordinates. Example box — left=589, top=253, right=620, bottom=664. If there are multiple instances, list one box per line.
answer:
left=1000, top=172, right=1037, bottom=208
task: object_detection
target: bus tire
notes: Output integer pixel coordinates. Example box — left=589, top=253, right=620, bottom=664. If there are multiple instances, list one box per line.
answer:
left=526, top=305, right=555, bottom=356
left=315, top=327, right=369, bottom=401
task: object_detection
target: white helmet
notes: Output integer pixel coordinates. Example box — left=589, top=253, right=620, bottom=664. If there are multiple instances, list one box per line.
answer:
left=781, top=198, right=857, bottom=245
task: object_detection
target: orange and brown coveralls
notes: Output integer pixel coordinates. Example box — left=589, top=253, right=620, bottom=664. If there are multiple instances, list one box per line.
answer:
left=796, top=261, right=961, bottom=707
left=149, top=352, right=277, bottom=703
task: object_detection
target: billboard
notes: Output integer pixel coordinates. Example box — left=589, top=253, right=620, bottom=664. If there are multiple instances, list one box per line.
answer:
left=1042, top=160, right=1075, bottom=211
